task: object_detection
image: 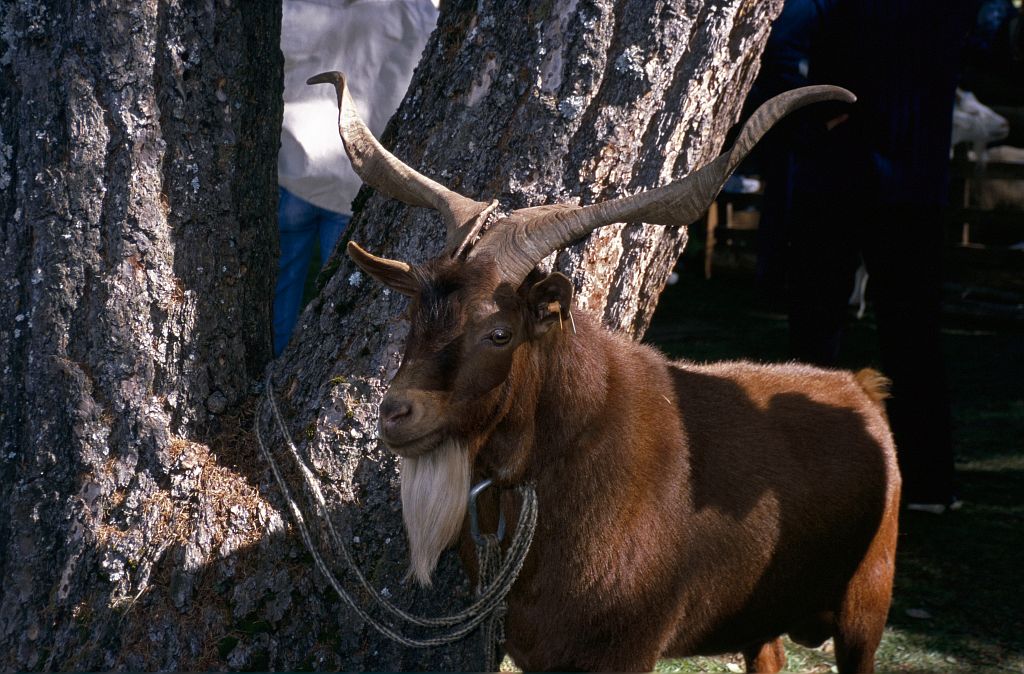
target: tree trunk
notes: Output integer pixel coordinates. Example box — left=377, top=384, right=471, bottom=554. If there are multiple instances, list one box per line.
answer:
left=0, top=0, right=281, bottom=670
left=0, top=0, right=781, bottom=670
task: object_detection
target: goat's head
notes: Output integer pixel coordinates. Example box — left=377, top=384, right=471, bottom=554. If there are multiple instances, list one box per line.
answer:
left=351, top=250, right=564, bottom=460
left=953, top=88, right=1010, bottom=148
left=309, top=72, right=853, bottom=584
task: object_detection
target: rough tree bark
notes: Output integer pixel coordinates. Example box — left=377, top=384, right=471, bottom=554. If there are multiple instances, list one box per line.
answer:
left=1, top=0, right=782, bottom=670
left=0, top=0, right=281, bottom=670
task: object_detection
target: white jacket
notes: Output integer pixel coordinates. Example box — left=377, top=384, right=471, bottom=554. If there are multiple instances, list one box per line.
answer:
left=279, top=0, right=439, bottom=214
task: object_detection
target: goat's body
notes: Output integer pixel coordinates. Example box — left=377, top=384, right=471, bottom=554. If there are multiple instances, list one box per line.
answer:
left=325, top=71, right=884, bottom=672
left=974, top=144, right=1024, bottom=212
left=470, top=316, right=900, bottom=672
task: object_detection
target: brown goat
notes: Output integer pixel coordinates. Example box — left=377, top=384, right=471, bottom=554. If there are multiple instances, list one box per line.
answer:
left=310, top=72, right=901, bottom=673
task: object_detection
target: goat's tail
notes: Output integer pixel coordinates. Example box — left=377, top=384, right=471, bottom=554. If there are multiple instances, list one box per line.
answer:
left=854, top=368, right=891, bottom=407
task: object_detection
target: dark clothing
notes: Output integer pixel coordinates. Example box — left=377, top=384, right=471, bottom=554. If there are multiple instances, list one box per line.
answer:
left=761, top=0, right=979, bottom=208
left=963, top=0, right=1024, bottom=107
left=788, top=199, right=955, bottom=504
left=755, top=0, right=979, bottom=504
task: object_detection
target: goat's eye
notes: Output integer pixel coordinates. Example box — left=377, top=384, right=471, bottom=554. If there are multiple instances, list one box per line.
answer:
left=488, top=327, right=512, bottom=345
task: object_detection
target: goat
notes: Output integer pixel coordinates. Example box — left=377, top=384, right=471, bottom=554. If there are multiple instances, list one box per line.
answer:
left=973, top=144, right=1024, bottom=213
left=952, top=88, right=1009, bottom=151
left=310, top=72, right=901, bottom=673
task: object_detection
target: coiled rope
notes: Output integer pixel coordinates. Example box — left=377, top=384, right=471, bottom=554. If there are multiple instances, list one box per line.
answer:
left=254, top=375, right=537, bottom=669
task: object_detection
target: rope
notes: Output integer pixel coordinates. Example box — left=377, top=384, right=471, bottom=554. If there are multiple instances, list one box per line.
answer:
left=253, top=375, right=537, bottom=658
left=476, top=533, right=507, bottom=672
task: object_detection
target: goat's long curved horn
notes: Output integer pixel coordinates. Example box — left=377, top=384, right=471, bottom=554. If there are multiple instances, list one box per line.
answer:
left=308, top=71, right=494, bottom=255
left=471, top=85, right=855, bottom=285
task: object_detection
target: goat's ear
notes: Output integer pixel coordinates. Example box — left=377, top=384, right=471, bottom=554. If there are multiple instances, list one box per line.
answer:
left=347, top=241, right=419, bottom=296
left=527, top=272, right=574, bottom=336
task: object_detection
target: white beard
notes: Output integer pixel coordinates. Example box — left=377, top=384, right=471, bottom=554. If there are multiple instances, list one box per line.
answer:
left=400, top=438, right=470, bottom=586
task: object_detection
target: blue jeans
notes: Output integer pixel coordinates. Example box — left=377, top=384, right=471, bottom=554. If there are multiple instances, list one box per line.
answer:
left=274, top=187, right=350, bottom=355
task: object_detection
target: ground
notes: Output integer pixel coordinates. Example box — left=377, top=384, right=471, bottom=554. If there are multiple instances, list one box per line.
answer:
left=640, top=237, right=1024, bottom=673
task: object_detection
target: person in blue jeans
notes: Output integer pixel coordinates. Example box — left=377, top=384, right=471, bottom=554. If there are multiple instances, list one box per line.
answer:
left=275, top=0, right=439, bottom=355
left=273, top=187, right=350, bottom=356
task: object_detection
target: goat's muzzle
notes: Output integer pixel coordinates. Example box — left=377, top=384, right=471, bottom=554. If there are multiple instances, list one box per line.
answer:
left=377, top=390, right=446, bottom=457
left=380, top=395, right=413, bottom=430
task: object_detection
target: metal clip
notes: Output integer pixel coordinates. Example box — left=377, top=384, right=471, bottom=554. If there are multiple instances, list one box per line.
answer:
left=468, top=478, right=506, bottom=546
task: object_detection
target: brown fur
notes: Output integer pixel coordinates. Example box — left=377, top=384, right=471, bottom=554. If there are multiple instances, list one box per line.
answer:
left=854, top=368, right=891, bottom=407
left=369, top=259, right=901, bottom=673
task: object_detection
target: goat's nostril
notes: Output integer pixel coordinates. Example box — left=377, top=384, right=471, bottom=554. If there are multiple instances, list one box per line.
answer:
left=381, top=398, right=413, bottom=425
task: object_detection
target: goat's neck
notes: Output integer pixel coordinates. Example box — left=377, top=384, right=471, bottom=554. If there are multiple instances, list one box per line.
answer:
left=534, top=312, right=613, bottom=449
left=475, top=312, right=614, bottom=485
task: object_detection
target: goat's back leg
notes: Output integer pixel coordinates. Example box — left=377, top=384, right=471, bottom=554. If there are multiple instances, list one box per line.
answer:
left=833, top=503, right=899, bottom=673
left=833, top=595, right=888, bottom=673
left=743, top=638, right=786, bottom=673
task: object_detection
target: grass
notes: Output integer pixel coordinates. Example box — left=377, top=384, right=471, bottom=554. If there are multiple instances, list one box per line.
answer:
left=643, top=241, right=1024, bottom=673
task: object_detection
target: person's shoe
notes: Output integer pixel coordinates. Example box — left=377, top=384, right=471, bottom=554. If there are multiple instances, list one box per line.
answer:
left=906, top=497, right=963, bottom=515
